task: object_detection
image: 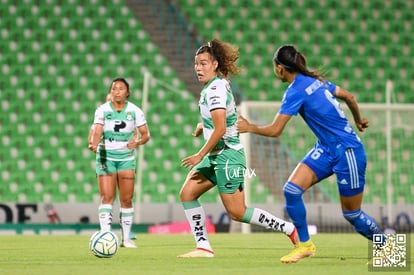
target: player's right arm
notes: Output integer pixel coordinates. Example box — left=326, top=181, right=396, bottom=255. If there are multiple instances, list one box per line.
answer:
left=181, top=109, right=226, bottom=169
left=237, top=113, right=292, bottom=137
left=88, top=124, right=103, bottom=153
left=87, top=124, right=95, bottom=144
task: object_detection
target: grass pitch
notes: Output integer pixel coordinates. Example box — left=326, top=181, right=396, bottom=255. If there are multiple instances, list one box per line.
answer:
left=0, top=233, right=411, bottom=275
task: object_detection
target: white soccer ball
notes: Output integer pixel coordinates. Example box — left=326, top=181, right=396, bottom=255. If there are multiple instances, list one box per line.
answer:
left=89, top=230, right=119, bottom=258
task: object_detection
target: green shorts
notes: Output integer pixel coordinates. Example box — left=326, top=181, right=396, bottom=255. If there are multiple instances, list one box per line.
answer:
left=96, top=157, right=136, bottom=175
left=193, top=148, right=246, bottom=194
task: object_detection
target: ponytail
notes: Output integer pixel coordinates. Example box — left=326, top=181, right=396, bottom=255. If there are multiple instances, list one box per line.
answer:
left=274, top=45, right=324, bottom=81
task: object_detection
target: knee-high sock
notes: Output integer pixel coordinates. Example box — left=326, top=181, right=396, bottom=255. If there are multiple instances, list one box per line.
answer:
left=182, top=200, right=213, bottom=252
left=343, top=209, right=383, bottom=241
left=241, top=207, right=295, bottom=235
left=98, top=204, right=113, bottom=231
left=120, top=208, right=134, bottom=241
left=283, top=181, right=309, bottom=242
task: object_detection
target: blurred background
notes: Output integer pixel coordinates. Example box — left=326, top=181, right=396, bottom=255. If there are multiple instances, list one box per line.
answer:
left=0, top=0, right=412, bottom=233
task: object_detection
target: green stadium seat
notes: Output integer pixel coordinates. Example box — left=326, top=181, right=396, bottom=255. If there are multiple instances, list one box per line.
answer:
left=1, top=0, right=413, bottom=205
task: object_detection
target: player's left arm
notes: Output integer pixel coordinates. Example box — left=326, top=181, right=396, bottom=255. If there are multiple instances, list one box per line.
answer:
left=333, top=86, right=369, bottom=132
left=128, top=124, right=150, bottom=149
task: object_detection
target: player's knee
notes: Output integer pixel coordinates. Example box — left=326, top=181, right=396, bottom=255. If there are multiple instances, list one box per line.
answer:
left=179, top=189, right=194, bottom=202
left=178, top=189, right=185, bottom=201
left=101, top=195, right=115, bottom=204
left=119, top=198, right=133, bottom=208
left=283, top=181, right=304, bottom=201
left=226, top=208, right=244, bottom=222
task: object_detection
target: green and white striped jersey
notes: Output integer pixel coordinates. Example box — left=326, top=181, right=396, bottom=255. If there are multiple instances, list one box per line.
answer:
left=93, top=101, right=146, bottom=161
left=199, top=77, right=243, bottom=155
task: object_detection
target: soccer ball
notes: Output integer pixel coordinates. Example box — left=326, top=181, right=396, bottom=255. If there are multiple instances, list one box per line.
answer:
left=89, top=230, right=119, bottom=258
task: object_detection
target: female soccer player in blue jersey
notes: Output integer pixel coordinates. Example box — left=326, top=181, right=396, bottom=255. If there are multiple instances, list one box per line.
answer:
left=237, top=45, right=384, bottom=263
left=177, top=39, right=299, bottom=258
left=89, top=78, right=150, bottom=248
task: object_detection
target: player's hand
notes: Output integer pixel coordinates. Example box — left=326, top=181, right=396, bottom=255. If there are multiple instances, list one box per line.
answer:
left=356, top=118, right=369, bottom=132
left=181, top=153, right=203, bottom=169
left=236, top=115, right=250, bottom=133
left=192, top=123, right=203, bottom=137
left=127, top=139, right=140, bottom=149
left=88, top=143, right=97, bottom=153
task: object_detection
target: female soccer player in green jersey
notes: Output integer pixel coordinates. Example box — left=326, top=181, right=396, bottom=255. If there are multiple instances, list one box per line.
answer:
left=177, top=39, right=299, bottom=258
left=89, top=78, right=150, bottom=248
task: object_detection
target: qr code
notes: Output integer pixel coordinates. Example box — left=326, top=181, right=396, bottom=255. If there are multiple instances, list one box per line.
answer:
left=372, top=234, right=407, bottom=268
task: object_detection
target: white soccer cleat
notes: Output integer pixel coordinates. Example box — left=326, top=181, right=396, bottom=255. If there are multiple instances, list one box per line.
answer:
left=176, top=248, right=215, bottom=258
left=121, top=239, right=137, bottom=248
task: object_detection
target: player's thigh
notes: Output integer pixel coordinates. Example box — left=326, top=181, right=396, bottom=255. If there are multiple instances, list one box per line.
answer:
left=98, top=174, right=117, bottom=202
left=340, top=192, right=364, bottom=211
left=297, top=145, right=334, bottom=190
left=180, top=170, right=215, bottom=201
left=288, top=163, right=320, bottom=191
left=117, top=169, right=135, bottom=200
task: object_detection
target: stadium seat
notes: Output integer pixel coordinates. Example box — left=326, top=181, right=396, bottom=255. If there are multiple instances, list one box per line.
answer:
left=0, top=1, right=202, bottom=203
left=1, top=0, right=413, bottom=206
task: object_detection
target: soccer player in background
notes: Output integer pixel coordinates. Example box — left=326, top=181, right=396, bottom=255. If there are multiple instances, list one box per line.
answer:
left=237, top=44, right=384, bottom=263
left=177, top=39, right=299, bottom=258
left=88, top=77, right=150, bottom=248
left=87, top=91, right=138, bottom=241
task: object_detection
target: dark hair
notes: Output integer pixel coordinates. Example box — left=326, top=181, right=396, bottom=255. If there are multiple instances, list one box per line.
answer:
left=109, top=77, right=130, bottom=98
left=274, top=45, right=324, bottom=80
left=195, top=39, right=241, bottom=79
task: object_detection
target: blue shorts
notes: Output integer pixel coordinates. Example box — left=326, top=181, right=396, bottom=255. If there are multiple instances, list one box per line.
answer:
left=302, top=142, right=366, bottom=197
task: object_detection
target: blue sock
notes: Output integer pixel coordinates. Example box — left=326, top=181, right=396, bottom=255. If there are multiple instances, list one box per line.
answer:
left=283, top=181, right=309, bottom=242
left=343, top=209, right=383, bottom=241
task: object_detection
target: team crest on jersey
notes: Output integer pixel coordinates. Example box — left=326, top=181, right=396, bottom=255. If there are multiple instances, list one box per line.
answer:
left=126, top=112, right=133, bottom=121
left=105, top=113, right=112, bottom=119
left=199, top=95, right=206, bottom=105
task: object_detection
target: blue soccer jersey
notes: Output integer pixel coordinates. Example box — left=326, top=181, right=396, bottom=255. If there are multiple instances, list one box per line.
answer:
left=279, top=74, right=362, bottom=153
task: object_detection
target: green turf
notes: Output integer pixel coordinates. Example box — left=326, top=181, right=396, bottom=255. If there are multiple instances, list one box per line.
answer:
left=0, top=233, right=411, bottom=275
